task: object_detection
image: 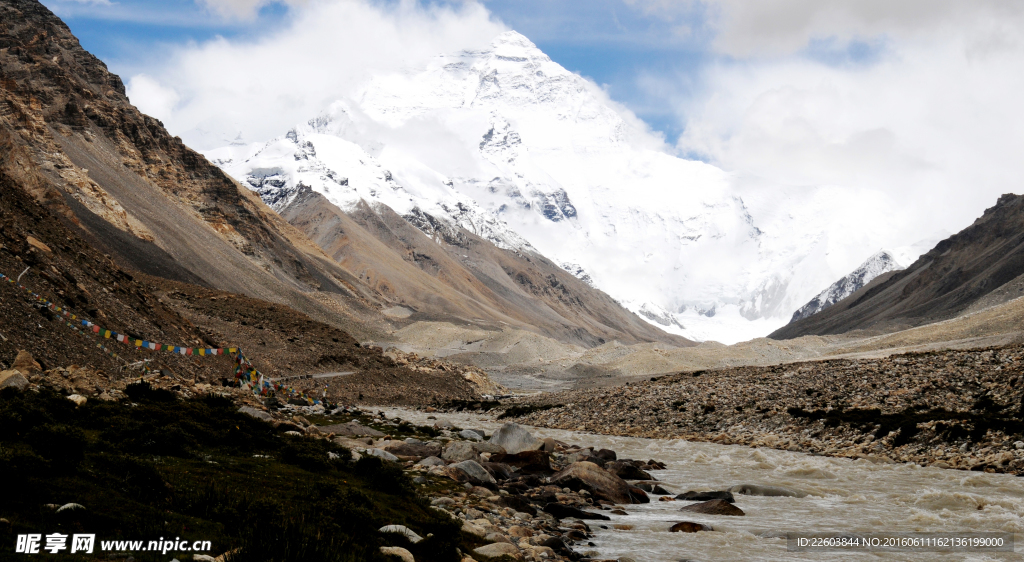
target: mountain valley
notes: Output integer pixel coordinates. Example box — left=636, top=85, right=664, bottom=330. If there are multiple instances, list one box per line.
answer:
left=3, top=2, right=1024, bottom=560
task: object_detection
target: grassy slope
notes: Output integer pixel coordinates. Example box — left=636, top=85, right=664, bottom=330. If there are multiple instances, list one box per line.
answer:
left=0, top=385, right=466, bottom=561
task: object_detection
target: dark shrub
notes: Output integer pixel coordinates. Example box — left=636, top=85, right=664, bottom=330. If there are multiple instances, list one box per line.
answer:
left=25, top=423, right=87, bottom=466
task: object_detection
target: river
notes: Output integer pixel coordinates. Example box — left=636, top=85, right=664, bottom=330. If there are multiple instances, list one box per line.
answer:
left=383, top=408, right=1023, bottom=561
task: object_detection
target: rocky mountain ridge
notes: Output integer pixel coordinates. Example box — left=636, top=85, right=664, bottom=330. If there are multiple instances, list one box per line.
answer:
left=1, top=0, right=681, bottom=355
left=773, top=193, right=1024, bottom=339
left=789, top=250, right=904, bottom=323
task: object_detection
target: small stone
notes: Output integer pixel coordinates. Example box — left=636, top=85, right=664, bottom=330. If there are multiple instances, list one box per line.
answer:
left=379, top=546, right=414, bottom=562
left=473, top=542, right=523, bottom=560
left=460, top=429, right=484, bottom=441
left=1014, top=441, right=1024, bottom=450
left=728, top=484, right=807, bottom=498
left=67, top=394, right=87, bottom=406
left=484, top=532, right=512, bottom=544
left=613, top=524, right=634, bottom=530
left=540, top=437, right=557, bottom=452
left=26, top=236, right=52, bottom=253
left=416, top=456, right=445, bottom=467
left=508, top=525, right=534, bottom=538
left=238, top=406, right=272, bottom=422
left=365, top=448, right=400, bottom=462
left=434, top=418, right=455, bottom=429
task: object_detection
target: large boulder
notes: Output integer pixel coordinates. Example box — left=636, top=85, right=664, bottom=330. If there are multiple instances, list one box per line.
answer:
left=490, top=450, right=552, bottom=473
left=480, top=462, right=512, bottom=481
left=0, top=370, right=29, bottom=390
left=728, top=484, right=808, bottom=498
left=676, top=490, right=734, bottom=503
left=318, top=421, right=385, bottom=437
left=442, top=441, right=505, bottom=462
left=605, top=460, right=653, bottom=481
left=489, top=422, right=542, bottom=454
left=473, top=442, right=506, bottom=455
left=384, top=441, right=441, bottom=459
left=595, top=448, right=617, bottom=461
left=679, top=499, right=745, bottom=516
left=543, top=503, right=610, bottom=520
left=13, top=350, right=41, bottom=374
left=634, top=482, right=671, bottom=495
left=447, top=460, right=497, bottom=484
left=443, top=441, right=480, bottom=462
left=548, top=461, right=648, bottom=504
left=670, top=521, right=713, bottom=533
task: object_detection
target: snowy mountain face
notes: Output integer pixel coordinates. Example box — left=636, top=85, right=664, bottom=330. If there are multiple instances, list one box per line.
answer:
left=206, top=31, right=926, bottom=344
left=789, top=251, right=905, bottom=323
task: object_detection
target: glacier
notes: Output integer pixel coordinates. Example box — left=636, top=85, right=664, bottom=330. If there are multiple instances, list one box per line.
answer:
left=206, top=31, right=932, bottom=344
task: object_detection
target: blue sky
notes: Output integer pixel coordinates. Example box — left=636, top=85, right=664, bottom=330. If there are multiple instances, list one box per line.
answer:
left=42, top=0, right=713, bottom=143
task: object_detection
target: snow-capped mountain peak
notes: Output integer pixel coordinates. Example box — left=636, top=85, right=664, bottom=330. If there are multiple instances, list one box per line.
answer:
left=207, top=30, right=930, bottom=344
left=789, top=250, right=905, bottom=323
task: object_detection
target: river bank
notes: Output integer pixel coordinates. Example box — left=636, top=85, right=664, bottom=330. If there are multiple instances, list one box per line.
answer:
left=388, top=407, right=1024, bottom=562
left=497, top=345, right=1024, bottom=474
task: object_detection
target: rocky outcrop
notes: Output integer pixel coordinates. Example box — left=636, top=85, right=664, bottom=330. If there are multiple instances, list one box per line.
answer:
left=0, top=0, right=392, bottom=342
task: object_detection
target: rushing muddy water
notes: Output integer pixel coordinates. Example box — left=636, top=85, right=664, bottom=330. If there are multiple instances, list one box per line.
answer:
left=384, top=408, right=1023, bottom=561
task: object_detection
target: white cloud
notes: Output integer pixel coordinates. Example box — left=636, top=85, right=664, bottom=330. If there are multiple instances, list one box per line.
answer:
left=125, top=74, right=179, bottom=120
left=127, top=0, right=505, bottom=149
left=666, top=1, right=1024, bottom=245
left=705, top=0, right=1024, bottom=57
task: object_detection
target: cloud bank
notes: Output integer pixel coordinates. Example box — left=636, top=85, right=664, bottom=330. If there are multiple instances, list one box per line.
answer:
left=661, top=0, right=1024, bottom=238
left=127, top=0, right=505, bottom=149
